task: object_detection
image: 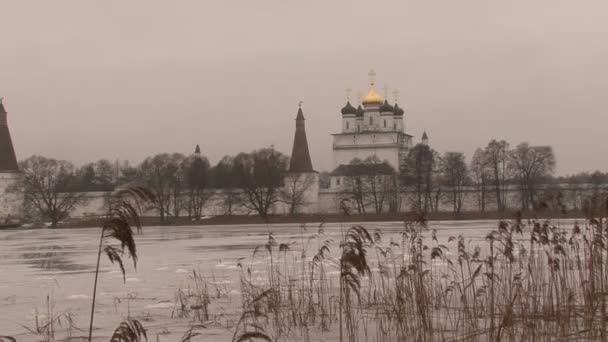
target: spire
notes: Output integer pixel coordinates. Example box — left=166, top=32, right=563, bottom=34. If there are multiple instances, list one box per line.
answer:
left=0, top=99, right=19, bottom=172
left=289, top=103, right=314, bottom=173
left=422, top=130, right=429, bottom=145
left=194, top=144, right=201, bottom=155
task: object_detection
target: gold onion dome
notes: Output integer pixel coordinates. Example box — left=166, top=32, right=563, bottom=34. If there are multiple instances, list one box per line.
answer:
left=362, top=84, right=384, bottom=106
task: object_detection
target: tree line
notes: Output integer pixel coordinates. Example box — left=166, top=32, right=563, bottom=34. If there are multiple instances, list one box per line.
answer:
left=9, top=139, right=607, bottom=226
left=331, top=139, right=605, bottom=215
left=10, top=148, right=296, bottom=226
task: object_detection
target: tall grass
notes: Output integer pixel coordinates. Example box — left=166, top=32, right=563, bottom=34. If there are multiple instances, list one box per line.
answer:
left=231, top=200, right=608, bottom=341
left=88, top=186, right=155, bottom=342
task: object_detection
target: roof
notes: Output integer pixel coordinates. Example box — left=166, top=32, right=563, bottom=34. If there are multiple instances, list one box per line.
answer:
left=341, top=101, right=357, bottom=115
left=422, top=131, right=429, bottom=140
left=393, top=103, right=404, bottom=116
left=330, top=162, right=395, bottom=177
left=289, top=107, right=314, bottom=172
left=379, top=100, right=395, bottom=113
left=0, top=99, right=19, bottom=172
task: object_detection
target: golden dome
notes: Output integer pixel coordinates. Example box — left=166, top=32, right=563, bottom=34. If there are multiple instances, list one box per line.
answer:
left=362, top=84, right=384, bottom=106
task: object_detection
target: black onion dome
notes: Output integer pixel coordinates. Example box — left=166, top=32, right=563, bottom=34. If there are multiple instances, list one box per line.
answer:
left=356, top=105, right=364, bottom=117
left=341, top=101, right=357, bottom=115
left=393, top=103, right=404, bottom=116
left=379, top=100, right=395, bottom=113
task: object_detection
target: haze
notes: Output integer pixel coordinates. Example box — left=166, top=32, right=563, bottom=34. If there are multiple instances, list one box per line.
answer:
left=1, top=0, right=607, bottom=175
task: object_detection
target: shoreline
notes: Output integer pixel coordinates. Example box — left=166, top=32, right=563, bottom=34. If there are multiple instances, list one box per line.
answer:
left=57, top=209, right=585, bottom=228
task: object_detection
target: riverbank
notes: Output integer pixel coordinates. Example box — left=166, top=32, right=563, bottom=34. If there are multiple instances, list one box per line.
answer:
left=57, top=209, right=584, bottom=228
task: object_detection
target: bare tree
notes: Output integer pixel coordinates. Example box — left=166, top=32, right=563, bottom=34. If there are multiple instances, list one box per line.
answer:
left=8, top=156, right=88, bottom=227
left=484, top=139, right=510, bottom=211
left=470, top=148, right=490, bottom=211
left=184, top=153, right=212, bottom=219
left=212, top=156, right=244, bottom=215
left=362, top=156, right=396, bottom=214
left=282, top=172, right=317, bottom=214
left=138, top=153, right=185, bottom=222
left=339, top=159, right=367, bottom=214
left=442, top=151, right=469, bottom=213
left=233, top=148, right=288, bottom=217
left=401, top=143, right=437, bottom=211
left=509, top=142, right=556, bottom=210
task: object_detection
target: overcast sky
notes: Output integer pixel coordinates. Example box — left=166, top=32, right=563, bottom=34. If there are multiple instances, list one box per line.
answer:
left=1, top=0, right=607, bottom=175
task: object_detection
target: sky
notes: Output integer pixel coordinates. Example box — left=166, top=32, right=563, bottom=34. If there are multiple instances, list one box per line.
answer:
left=1, top=0, right=607, bottom=175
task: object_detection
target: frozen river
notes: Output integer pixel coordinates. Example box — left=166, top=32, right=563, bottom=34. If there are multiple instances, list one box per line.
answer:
left=0, top=220, right=555, bottom=341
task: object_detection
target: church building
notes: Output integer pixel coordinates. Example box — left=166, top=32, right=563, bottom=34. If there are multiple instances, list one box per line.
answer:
left=329, top=73, right=415, bottom=190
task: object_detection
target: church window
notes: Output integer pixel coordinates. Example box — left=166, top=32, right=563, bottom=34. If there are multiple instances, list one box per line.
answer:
left=337, top=178, right=341, bottom=186
left=357, top=125, right=361, bottom=132
left=370, top=117, right=373, bottom=125
left=346, top=121, right=349, bottom=130
left=394, top=123, right=397, bottom=130
left=384, top=120, right=386, bottom=128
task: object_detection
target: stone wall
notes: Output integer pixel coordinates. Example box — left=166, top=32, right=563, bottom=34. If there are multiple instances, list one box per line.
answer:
left=44, top=183, right=608, bottom=220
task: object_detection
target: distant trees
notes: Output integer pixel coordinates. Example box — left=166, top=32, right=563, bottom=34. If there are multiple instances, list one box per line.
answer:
left=484, top=140, right=510, bottom=211
left=509, top=143, right=556, bottom=210
left=183, top=154, right=212, bottom=219
left=470, top=148, right=489, bottom=212
left=401, top=143, right=438, bottom=211
left=336, top=157, right=397, bottom=214
left=211, top=156, right=242, bottom=215
left=9, top=156, right=89, bottom=227
left=138, top=153, right=185, bottom=222
left=233, top=148, right=288, bottom=217
left=442, top=152, right=469, bottom=213
left=282, top=172, right=317, bottom=214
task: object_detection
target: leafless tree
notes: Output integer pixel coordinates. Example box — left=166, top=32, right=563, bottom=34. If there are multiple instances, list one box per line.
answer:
left=233, top=148, right=288, bottom=217
left=509, top=142, right=556, bottom=210
left=401, top=143, right=437, bottom=212
left=470, top=148, right=490, bottom=211
left=138, top=153, right=185, bottom=222
left=211, top=156, right=244, bottom=215
left=282, top=172, right=317, bottom=214
left=8, top=155, right=88, bottom=227
left=442, top=151, right=469, bottom=213
left=184, top=153, right=212, bottom=219
left=484, top=139, right=510, bottom=211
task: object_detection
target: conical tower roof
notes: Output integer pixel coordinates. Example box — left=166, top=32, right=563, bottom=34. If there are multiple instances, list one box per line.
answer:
left=0, top=99, right=19, bottom=172
left=289, top=106, right=314, bottom=173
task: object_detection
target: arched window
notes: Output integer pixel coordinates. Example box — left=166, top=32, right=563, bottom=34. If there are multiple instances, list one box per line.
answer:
left=394, top=123, right=397, bottom=130
left=384, top=120, right=386, bottom=128
left=346, top=121, right=349, bottom=130
left=370, top=116, right=373, bottom=125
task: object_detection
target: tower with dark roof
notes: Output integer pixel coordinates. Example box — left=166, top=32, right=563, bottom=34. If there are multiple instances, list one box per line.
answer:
left=285, top=104, right=319, bottom=213
left=422, top=130, right=429, bottom=145
left=0, top=98, right=19, bottom=172
left=0, top=98, right=22, bottom=220
left=289, top=106, right=314, bottom=173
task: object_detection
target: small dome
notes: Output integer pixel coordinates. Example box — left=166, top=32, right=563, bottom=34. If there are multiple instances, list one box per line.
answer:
left=341, top=101, right=357, bottom=115
left=362, top=85, right=384, bottom=106
left=394, top=103, right=404, bottom=116
left=379, top=100, right=395, bottom=113
left=356, top=105, right=364, bottom=117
